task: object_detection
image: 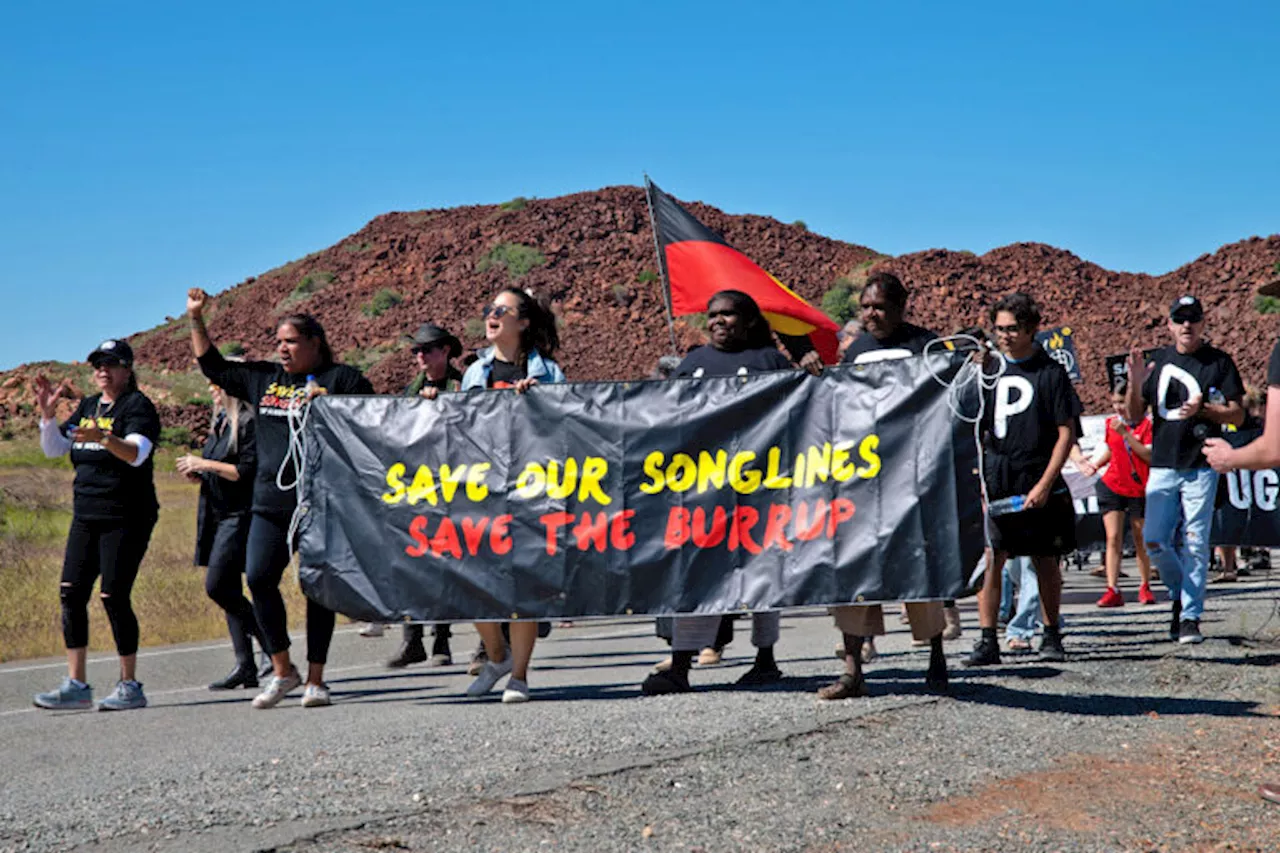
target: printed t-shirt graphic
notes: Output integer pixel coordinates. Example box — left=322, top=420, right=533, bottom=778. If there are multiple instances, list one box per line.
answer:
left=840, top=323, right=937, bottom=365
left=1140, top=344, right=1243, bottom=469
left=197, top=348, right=373, bottom=514
left=488, top=359, right=526, bottom=389
left=63, top=390, right=161, bottom=519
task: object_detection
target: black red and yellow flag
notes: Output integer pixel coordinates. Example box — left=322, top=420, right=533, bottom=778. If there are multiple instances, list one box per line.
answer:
left=646, top=178, right=840, bottom=363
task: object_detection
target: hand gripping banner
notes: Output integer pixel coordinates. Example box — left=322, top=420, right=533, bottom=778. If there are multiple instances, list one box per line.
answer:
left=296, top=354, right=985, bottom=623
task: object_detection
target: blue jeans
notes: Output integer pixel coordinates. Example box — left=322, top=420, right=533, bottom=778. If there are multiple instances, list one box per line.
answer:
left=1002, top=556, right=1042, bottom=640
left=1144, top=467, right=1217, bottom=621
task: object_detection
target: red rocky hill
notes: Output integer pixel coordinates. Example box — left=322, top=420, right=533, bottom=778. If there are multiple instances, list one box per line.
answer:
left=3, top=186, right=1279, bottom=441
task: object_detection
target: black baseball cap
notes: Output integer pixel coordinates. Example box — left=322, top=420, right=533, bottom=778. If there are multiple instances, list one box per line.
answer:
left=410, top=323, right=461, bottom=359
left=1169, top=295, right=1204, bottom=323
left=87, top=339, right=134, bottom=367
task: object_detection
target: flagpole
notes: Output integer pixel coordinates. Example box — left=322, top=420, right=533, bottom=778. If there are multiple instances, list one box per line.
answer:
left=643, top=173, right=680, bottom=356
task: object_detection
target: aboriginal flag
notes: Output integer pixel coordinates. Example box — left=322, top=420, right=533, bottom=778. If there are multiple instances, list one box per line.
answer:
left=646, top=178, right=840, bottom=364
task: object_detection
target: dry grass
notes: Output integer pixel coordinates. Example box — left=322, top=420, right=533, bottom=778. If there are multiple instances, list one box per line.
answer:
left=0, top=467, right=307, bottom=663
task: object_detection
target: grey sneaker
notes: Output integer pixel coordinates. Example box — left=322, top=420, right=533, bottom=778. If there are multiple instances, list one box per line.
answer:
left=33, top=677, right=93, bottom=710
left=466, top=656, right=513, bottom=697
left=98, top=680, right=147, bottom=711
left=252, top=667, right=303, bottom=709
left=1178, top=619, right=1204, bottom=645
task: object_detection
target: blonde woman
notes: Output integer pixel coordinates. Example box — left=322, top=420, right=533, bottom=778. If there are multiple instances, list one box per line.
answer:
left=176, top=374, right=266, bottom=689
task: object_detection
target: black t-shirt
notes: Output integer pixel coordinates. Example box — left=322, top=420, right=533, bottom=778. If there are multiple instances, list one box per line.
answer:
left=840, top=322, right=938, bottom=365
left=63, top=390, right=161, bottom=520
left=674, top=344, right=792, bottom=378
left=197, top=348, right=374, bottom=515
left=487, top=359, right=526, bottom=389
left=980, top=346, right=1081, bottom=497
left=198, top=411, right=256, bottom=517
left=1141, top=344, right=1244, bottom=469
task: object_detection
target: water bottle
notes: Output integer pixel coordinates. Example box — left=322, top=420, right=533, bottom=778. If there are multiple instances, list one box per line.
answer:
left=988, top=495, right=1026, bottom=517
left=304, top=374, right=320, bottom=400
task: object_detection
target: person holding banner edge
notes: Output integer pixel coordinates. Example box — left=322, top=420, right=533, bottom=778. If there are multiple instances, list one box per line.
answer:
left=1124, top=295, right=1243, bottom=645
left=640, top=289, right=795, bottom=696
left=818, top=272, right=950, bottom=699
left=187, top=288, right=375, bottom=708
left=1203, top=277, right=1280, bottom=807
left=462, top=287, right=564, bottom=704
left=966, top=293, right=1080, bottom=668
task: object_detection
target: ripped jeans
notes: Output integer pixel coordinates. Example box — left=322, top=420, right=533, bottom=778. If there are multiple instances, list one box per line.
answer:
left=1143, top=467, right=1217, bottom=621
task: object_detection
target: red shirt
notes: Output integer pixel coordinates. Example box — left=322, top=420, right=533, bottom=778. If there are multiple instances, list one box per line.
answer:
left=1101, top=415, right=1152, bottom=497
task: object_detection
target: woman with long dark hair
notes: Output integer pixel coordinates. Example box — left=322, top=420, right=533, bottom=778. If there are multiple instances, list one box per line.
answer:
left=187, top=288, right=373, bottom=709
left=641, top=290, right=793, bottom=696
left=175, top=373, right=269, bottom=689
left=461, top=287, right=565, bottom=704
left=32, top=339, right=161, bottom=711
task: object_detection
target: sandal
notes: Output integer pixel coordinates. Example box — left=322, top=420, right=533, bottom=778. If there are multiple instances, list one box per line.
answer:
left=1006, top=637, right=1032, bottom=652
left=816, top=673, right=867, bottom=700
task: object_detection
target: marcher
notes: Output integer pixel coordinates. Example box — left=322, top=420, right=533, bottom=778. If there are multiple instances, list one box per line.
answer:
left=32, top=339, right=160, bottom=711
left=386, top=323, right=465, bottom=669
left=641, top=290, right=798, bottom=696
left=820, top=272, right=949, bottom=699
left=187, top=288, right=374, bottom=708
left=462, top=287, right=565, bottom=704
left=1202, top=277, right=1280, bottom=807
left=1076, top=381, right=1156, bottom=608
left=175, top=373, right=268, bottom=689
left=966, top=293, right=1080, bottom=667
left=1126, top=296, right=1243, bottom=644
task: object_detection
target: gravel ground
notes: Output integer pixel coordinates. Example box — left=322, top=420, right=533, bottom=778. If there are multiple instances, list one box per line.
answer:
left=0, top=566, right=1277, bottom=853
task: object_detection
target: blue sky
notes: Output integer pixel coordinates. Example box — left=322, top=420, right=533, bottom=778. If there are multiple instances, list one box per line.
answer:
left=1, top=1, right=1276, bottom=369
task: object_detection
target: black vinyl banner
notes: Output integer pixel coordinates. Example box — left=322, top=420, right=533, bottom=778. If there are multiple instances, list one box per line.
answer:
left=295, top=355, right=985, bottom=623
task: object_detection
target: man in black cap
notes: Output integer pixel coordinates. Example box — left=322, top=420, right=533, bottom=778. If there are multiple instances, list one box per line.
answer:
left=1124, top=295, right=1243, bottom=645
left=384, top=323, right=465, bottom=668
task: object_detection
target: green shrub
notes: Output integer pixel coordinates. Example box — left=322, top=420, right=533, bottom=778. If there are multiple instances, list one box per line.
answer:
left=463, top=317, right=486, bottom=338
left=821, top=281, right=859, bottom=325
left=499, top=196, right=530, bottom=211
left=792, top=219, right=808, bottom=231
left=1273, top=260, right=1280, bottom=274
left=159, top=426, right=194, bottom=448
left=636, top=270, right=661, bottom=284
left=685, top=313, right=708, bottom=331
left=185, top=394, right=213, bottom=408
left=341, top=344, right=397, bottom=373
left=477, top=243, right=546, bottom=279
left=362, top=288, right=404, bottom=318
left=1255, top=295, right=1280, bottom=315
left=218, top=340, right=246, bottom=357
left=279, top=271, right=336, bottom=309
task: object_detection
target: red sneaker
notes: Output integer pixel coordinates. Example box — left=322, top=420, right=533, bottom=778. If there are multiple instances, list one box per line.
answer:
left=1138, top=583, right=1157, bottom=605
left=1097, top=587, right=1125, bottom=608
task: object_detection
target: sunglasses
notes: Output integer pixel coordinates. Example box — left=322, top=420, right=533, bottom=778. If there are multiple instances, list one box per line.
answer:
left=993, top=324, right=1022, bottom=335
left=482, top=304, right=520, bottom=320
left=411, top=343, right=447, bottom=356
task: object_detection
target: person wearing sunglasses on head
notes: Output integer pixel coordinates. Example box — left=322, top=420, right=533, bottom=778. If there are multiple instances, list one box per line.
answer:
left=31, top=339, right=161, bottom=711
left=1124, top=296, right=1243, bottom=645
left=1075, top=380, right=1155, bottom=609
left=383, top=323, right=466, bottom=670
left=461, top=287, right=564, bottom=704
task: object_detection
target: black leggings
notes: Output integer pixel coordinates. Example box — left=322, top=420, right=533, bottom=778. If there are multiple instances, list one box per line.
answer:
left=245, top=511, right=335, bottom=665
left=60, top=514, right=156, bottom=655
left=203, top=514, right=265, bottom=667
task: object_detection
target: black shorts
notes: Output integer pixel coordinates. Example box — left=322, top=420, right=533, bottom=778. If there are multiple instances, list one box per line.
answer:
left=987, top=490, right=1077, bottom=558
left=1095, top=480, right=1145, bottom=518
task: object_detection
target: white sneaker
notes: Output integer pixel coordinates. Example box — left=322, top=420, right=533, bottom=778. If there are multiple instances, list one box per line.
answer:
left=466, top=656, right=512, bottom=697
left=358, top=623, right=385, bottom=638
left=502, top=678, right=530, bottom=704
left=251, top=667, right=302, bottom=709
left=300, top=682, right=331, bottom=708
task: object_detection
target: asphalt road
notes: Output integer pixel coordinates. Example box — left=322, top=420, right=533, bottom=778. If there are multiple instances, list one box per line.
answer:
left=1, top=566, right=1277, bottom=853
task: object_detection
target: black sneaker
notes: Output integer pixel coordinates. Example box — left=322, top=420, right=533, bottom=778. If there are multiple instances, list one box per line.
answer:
left=963, top=637, right=1001, bottom=667
left=1169, top=601, right=1183, bottom=642
left=735, top=664, right=782, bottom=686
left=386, top=639, right=428, bottom=669
left=1038, top=631, right=1066, bottom=663
left=1177, top=619, right=1204, bottom=645
left=641, top=669, right=692, bottom=696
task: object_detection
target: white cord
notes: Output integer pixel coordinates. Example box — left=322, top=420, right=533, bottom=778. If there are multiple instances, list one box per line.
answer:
left=922, top=336, right=1009, bottom=586
left=278, top=390, right=312, bottom=574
